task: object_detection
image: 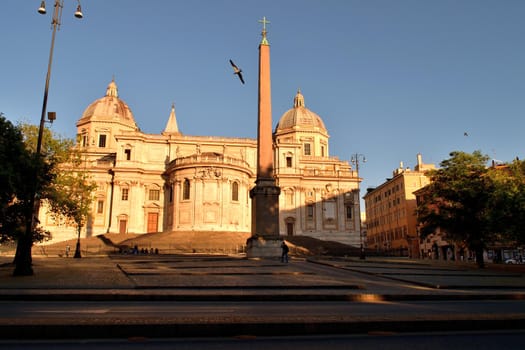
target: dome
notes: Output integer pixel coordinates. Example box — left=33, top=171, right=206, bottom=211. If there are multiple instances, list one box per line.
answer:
left=275, top=90, right=327, bottom=135
left=77, top=80, right=137, bottom=129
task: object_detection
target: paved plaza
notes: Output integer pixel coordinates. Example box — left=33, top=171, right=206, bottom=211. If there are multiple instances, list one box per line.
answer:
left=1, top=255, right=524, bottom=299
left=0, top=254, right=524, bottom=339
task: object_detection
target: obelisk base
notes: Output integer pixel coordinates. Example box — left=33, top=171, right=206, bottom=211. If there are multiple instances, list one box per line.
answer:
left=246, top=236, right=283, bottom=259
left=247, top=181, right=281, bottom=258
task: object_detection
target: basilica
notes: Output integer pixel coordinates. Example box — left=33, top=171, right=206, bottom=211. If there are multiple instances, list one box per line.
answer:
left=39, top=79, right=363, bottom=246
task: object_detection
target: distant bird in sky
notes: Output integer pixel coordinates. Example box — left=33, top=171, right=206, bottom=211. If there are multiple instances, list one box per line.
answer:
left=464, top=132, right=469, bottom=136
left=229, top=59, right=245, bottom=84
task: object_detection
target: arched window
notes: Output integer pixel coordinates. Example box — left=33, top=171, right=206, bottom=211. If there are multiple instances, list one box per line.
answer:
left=182, top=179, right=190, bottom=200
left=168, top=184, right=173, bottom=203
left=232, top=182, right=239, bottom=201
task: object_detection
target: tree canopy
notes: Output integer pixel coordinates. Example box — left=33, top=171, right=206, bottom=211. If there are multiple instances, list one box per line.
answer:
left=486, top=158, right=525, bottom=244
left=416, top=151, right=525, bottom=267
left=0, top=115, right=50, bottom=244
left=0, top=114, right=28, bottom=218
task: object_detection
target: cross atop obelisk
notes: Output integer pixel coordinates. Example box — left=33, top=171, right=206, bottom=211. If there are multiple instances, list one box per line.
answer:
left=259, top=16, right=270, bottom=31
left=258, top=16, right=270, bottom=45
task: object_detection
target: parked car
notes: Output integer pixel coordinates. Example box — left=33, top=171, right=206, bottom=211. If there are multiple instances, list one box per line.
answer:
left=505, top=258, right=520, bottom=264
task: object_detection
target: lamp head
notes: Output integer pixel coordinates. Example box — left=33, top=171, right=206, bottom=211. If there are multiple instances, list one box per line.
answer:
left=38, top=1, right=46, bottom=15
left=47, top=112, right=56, bottom=123
left=74, top=5, right=83, bottom=19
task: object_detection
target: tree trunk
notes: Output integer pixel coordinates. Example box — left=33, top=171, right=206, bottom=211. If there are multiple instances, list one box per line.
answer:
left=13, top=228, right=33, bottom=276
left=475, top=246, right=485, bottom=268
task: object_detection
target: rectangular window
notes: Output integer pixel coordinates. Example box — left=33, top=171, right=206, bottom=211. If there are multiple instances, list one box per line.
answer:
left=149, top=189, right=160, bottom=201
left=286, top=192, right=294, bottom=206
left=304, top=143, right=311, bottom=156
left=121, top=188, right=129, bottom=201
left=321, top=146, right=325, bottom=157
left=124, top=149, right=131, bottom=160
left=346, top=205, right=352, bottom=219
left=323, top=201, right=336, bottom=221
left=97, top=200, right=104, bottom=214
left=286, top=156, right=292, bottom=168
left=306, top=204, right=314, bottom=219
left=98, top=134, right=107, bottom=148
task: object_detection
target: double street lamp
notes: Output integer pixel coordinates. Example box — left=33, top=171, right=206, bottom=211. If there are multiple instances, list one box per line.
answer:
left=36, top=1, right=83, bottom=254
left=351, top=153, right=366, bottom=260
left=351, top=153, right=366, bottom=176
left=15, top=0, right=84, bottom=275
left=36, top=0, right=83, bottom=155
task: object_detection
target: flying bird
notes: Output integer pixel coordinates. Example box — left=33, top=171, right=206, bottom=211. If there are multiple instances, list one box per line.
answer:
left=464, top=132, right=469, bottom=137
left=229, top=59, right=245, bottom=84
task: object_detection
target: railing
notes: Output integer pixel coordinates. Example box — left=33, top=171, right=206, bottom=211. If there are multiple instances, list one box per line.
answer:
left=300, top=155, right=342, bottom=162
left=276, top=168, right=357, bottom=178
left=173, top=154, right=250, bottom=168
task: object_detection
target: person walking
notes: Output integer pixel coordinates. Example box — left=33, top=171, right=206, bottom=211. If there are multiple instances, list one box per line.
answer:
left=281, top=241, right=289, bottom=263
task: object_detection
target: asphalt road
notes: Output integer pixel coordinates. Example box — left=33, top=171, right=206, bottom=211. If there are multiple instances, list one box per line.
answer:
left=1, top=331, right=524, bottom=350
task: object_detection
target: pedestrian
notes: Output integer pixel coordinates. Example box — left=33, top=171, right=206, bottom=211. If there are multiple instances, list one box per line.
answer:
left=65, top=245, right=70, bottom=258
left=281, top=241, right=289, bottom=263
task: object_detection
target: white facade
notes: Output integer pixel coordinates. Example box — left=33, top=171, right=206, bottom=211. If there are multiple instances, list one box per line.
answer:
left=40, top=82, right=362, bottom=246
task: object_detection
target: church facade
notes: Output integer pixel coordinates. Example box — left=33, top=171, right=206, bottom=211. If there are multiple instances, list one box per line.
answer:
left=40, top=80, right=363, bottom=246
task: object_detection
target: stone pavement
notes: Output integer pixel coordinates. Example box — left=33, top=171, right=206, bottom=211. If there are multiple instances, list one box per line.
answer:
left=0, top=254, right=524, bottom=339
left=1, top=254, right=524, bottom=300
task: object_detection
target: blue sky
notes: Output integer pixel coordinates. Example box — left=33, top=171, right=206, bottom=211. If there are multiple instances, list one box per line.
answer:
left=1, top=0, right=524, bottom=197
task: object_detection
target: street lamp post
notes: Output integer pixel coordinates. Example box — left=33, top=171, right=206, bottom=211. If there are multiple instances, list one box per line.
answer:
left=31, top=1, right=82, bottom=262
left=73, top=152, right=89, bottom=259
left=73, top=190, right=83, bottom=258
left=14, top=0, right=83, bottom=276
left=351, top=153, right=366, bottom=260
left=37, top=0, right=83, bottom=242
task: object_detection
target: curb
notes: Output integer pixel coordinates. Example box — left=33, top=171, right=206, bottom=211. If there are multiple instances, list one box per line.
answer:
left=1, top=318, right=524, bottom=340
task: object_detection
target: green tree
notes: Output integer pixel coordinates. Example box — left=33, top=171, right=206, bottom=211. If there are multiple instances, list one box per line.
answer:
left=0, top=114, right=35, bottom=243
left=46, top=153, right=97, bottom=258
left=416, top=151, right=492, bottom=267
left=1, top=116, right=54, bottom=275
left=18, top=123, right=96, bottom=262
left=486, top=158, right=525, bottom=245
left=2, top=119, right=94, bottom=274
left=18, top=123, right=74, bottom=164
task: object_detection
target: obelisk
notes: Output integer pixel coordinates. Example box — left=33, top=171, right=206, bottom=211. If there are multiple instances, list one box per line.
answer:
left=246, top=17, right=282, bottom=258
